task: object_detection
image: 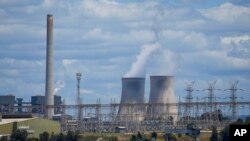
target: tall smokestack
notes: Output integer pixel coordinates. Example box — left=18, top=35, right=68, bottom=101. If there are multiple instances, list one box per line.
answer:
left=45, top=14, right=54, bottom=119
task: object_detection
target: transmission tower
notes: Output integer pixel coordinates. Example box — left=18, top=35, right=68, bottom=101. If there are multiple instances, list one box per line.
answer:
left=225, top=80, right=240, bottom=121
left=96, top=98, right=102, bottom=132
left=206, top=81, right=217, bottom=110
left=184, top=81, right=195, bottom=123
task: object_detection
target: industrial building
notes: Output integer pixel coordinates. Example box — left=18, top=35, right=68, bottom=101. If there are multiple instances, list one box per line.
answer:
left=0, top=95, right=62, bottom=115
left=31, top=95, right=62, bottom=114
left=0, top=95, right=15, bottom=113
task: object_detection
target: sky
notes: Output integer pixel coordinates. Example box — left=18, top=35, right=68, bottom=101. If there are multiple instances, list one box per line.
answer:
left=0, top=0, right=250, bottom=105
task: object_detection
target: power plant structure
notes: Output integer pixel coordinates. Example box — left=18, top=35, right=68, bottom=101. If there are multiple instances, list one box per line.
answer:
left=118, top=77, right=145, bottom=121
left=147, top=76, right=177, bottom=122
left=1, top=14, right=250, bottom=136
left=76, top=72, right=83, bottom=130
left=1, top=79, right=250, bottom=132
left=45, top=14, right=54, bottom=119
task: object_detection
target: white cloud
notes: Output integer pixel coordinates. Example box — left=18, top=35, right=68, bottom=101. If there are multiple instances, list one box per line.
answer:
left=1, top=0, right=250, bottom=103
left=183, top=32, right=208, bottom=49
left=180, top=50, right=250, bottom=74
left=44, top=0, right=55, bottom=7
left=221, top=35, right=250, bottom=45
left=200, top=3, right=250, bottom=24
left=83, top=27, right=112, bottom=40
left=221, top=35, right=250, bottom=58
left=0, top=58, right=43, bottom=69
left=62, top=59, right=78, bottom=67
left=161, top=30, right=209, bottom=52
left=80, top=88, right=94, bottom=94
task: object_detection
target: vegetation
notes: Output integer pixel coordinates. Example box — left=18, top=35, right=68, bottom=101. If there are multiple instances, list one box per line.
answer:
left=0, top=136, right=8, bottom=141
left=220, top=126, right=229, bottom=141
left=0, top=118, right=60, bottom=138
left=165, top=133, right=177, bottom=141
left=245, top=116, right=250, bottom=124
left=81, top=133, right=118, bottom=141
left=10, top=129, right=28, bottom=141
left=9, top=130, right=81, bottom=141
left=210, top=126, right=218, bottom=141
left=8, top=119, right=250, bottom=141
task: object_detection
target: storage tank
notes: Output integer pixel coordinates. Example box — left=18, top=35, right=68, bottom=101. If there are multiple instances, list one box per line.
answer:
left=147, top=76, right=177, bottom=121
left=118, top=77, right=145, bottom=121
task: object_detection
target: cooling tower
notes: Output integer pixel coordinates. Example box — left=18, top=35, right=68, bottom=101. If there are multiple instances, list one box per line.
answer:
left=45, top=14, right=54, bottom=119
left=118, top=77, right=145, bottom=121
left=147, top=76, right=177, bottom=121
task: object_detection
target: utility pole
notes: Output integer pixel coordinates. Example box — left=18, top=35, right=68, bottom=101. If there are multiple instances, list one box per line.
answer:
left=184, top=81, right=195, bottom=124
left=76, top=72, right=82, bottom=130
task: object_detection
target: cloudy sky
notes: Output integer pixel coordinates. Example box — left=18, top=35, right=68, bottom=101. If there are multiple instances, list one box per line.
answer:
left=0, top=0, right=250, bottom=104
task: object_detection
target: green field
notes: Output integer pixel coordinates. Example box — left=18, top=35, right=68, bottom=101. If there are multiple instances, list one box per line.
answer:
left=0, top=118, right=60, bottom=138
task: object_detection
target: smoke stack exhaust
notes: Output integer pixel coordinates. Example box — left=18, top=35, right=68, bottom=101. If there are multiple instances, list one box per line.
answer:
left=45, top=14, right=54, bottom=119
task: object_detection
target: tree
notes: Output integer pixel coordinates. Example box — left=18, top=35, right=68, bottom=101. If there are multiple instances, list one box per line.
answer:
left=235, top=118, right=244, bottom=124
left=68, top=131, right=75, bottom=141
left=74, top=130, right=80, bottom=141
left=245, top=116, right=250, bottom=124
left=210, top=126, right=218, bottom=141
left=39, top=132, right=50, bottom=141
left=49, top=132, right=56, bottom=141
left=165, top=133, right=177, bottom=141
left=55, top=133, right=64, bottom=141
left=27, top=137, right=39, bottom=141
left=151, top=131, right=157, bottom=140
left=0, top=136, right=8, bottom=141
left=220, top=125, right=229, bottom=141
left=187, top=123, right=196, bottom=130
left=130, top=135, right=136, bottom=141
left=10, top=129, right=28, bottom=141
left=137, top=132, right=142, bottom=140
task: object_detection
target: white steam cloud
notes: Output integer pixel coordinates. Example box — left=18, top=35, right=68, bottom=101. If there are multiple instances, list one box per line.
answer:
left=154, top=48, right=176, bottom=75
left=125, top=3, right=176, bottom=77
left=54, top=80, right=65, bottom=95
left=125, top=43, right=160, bottom=77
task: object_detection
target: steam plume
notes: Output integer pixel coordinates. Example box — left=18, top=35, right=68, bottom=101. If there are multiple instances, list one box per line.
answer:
left=54, top=80, right=65, bottom=95
left=124, top=43, right=160, bottom=77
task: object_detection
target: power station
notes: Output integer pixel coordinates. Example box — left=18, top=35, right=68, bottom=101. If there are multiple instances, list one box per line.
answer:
left=1, top=14, right=250, bottom=137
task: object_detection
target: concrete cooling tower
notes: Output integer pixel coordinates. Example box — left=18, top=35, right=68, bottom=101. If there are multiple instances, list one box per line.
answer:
left=118, top=77, right=145, bottom=121
left=147, top=76, right=178, bottom=121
